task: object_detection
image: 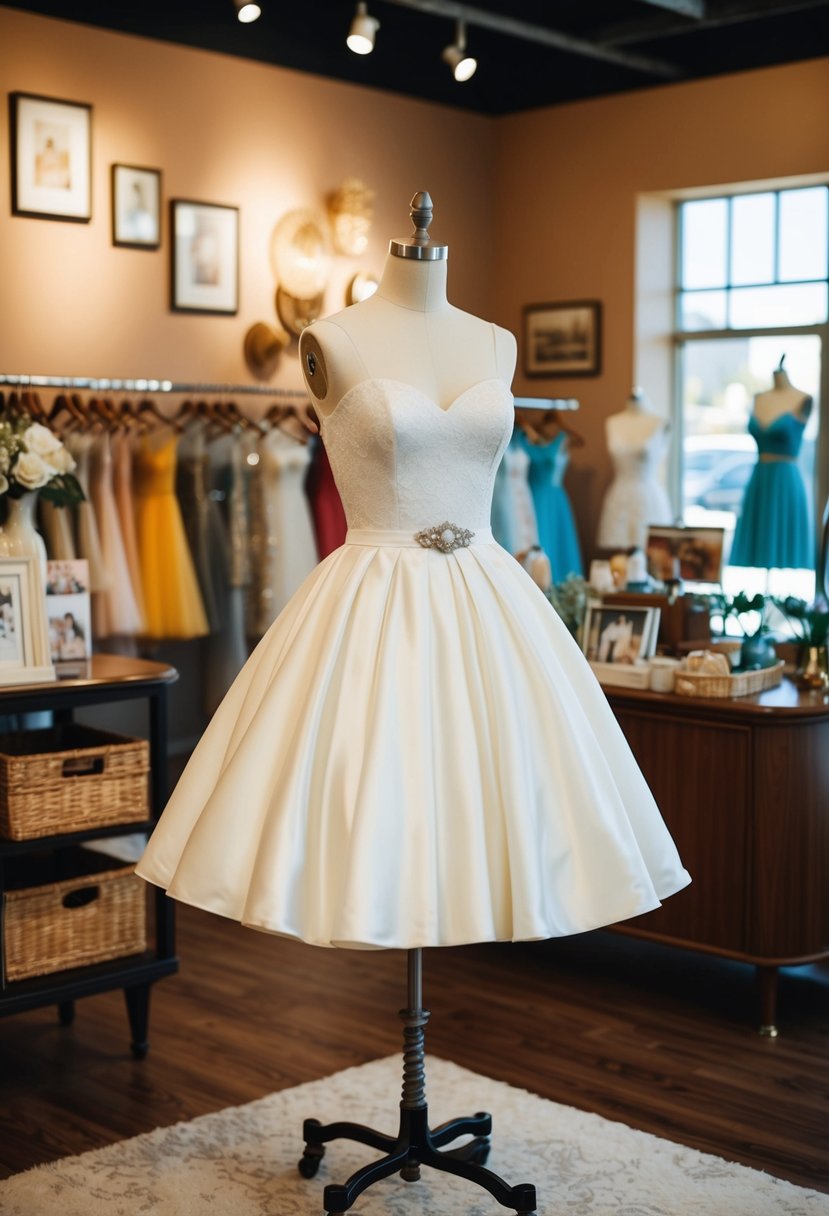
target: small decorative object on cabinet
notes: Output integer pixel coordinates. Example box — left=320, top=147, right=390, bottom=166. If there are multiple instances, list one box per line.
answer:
left=0, top=556, right=55, bottom=686
left=773, top=595, right=829, bottom=690
left=0, top=655, right=178, bottom=1058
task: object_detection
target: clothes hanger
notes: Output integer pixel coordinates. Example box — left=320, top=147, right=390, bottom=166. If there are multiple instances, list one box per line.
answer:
left=136, top=396, right=185, bottom=433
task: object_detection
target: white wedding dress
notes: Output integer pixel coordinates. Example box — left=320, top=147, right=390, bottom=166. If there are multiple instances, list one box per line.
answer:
left=137, top=363, right=690, bottom=949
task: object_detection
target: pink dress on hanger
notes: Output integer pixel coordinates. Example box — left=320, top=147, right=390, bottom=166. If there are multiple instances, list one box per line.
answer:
left=89, top=432, right=143, bottom=637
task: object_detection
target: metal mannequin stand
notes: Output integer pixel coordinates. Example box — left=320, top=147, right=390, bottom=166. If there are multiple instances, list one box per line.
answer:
left=298, top=949, right=537, bottom=1214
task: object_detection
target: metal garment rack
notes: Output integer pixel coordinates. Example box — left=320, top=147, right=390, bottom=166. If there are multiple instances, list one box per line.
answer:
left=0, top=374, right=309, bottom=399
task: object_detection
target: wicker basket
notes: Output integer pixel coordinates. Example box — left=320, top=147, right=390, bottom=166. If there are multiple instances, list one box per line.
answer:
left=674, top=659, right=785, bottom=699
left=0, top=724, right=149, bottom=841
left=3, top=850, right=146, bottom=982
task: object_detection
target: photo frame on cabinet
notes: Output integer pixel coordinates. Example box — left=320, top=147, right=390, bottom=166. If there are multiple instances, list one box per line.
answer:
left=170, top=199, right=239, bottom=314
left=112, top=164, right=161, bottom=249
left=9, top=92, right=92, bottom=222
left=0, top=557, right=55, bottom=686
left=646, top=524, right=726, bottom=585
left=582, top=603, right=658, bottom=665
left=523, top=300, right=601, bottom=378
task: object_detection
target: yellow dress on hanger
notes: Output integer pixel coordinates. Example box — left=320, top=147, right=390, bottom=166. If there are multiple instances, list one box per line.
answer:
left=134, top=432, right=208, bottom=640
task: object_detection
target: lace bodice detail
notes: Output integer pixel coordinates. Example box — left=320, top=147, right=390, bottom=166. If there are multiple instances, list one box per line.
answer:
left=320, top=377, right=514, bottom=531
left=606, top=425, right=668, bottom=484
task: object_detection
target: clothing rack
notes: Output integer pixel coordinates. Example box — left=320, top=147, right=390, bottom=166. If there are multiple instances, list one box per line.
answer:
left=0, top=374, right=309, bottom=398
left=514, top=396, right=579, bottom=411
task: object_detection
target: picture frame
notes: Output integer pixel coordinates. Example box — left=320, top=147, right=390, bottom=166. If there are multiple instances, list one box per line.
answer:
left=0, top=557, right=55, bottom=686
left=46, top=559, right=92, bottom=666
left=582, top=603, right=659, bottom=665
left=112, top=163, right=161, bottom=249
left=170, top=198, right=239, bottom=314
left=523, top=300, right=601, bottom=378
left=9, top=92, right=92, bottom=222
left=646, top=524, right=726, bottom=585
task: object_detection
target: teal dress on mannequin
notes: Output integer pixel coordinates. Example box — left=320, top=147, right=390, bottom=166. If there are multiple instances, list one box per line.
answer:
left=518, top=430, right=583, bottom=581
left=729, top=411, right=812, bottom=569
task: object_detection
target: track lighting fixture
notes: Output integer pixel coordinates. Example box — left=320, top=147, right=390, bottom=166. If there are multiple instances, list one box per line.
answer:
left=442, top=20, right=476, bottom=82
left=234, top=0, right=261, bottom=22
left=347, top=2, right=380, bottom=55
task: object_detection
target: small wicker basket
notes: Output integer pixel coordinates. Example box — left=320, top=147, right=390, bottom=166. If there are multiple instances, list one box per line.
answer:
left=3, top=852, right=146, bottom=982
left=0, top=724, right=149, bottom=841
left=674, top=659, right=785, bottom=699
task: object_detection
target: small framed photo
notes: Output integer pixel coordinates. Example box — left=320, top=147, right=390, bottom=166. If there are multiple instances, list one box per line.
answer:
left=583, top=603, right=659, bottom=665
left=112, top=163, right=161, bottom=248
left=0, top=557, right=55, bottom=686
left=46, top=559, right=92, bottom=665
left=523, top=300, right=601, bottom=378
left=171, top=199, right=239, bottom=314
left=9, top=92, right=92, bottom=222
left=646, top=524, right=726, bottom=585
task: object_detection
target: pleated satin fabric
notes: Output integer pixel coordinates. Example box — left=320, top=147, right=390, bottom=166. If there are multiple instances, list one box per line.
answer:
left=137, top=367, right=690, bottom=948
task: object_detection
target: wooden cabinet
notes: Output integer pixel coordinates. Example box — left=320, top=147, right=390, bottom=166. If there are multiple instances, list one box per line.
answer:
left=605, top=678, right=829, bottom=1033
left=0, top=655, right=179, bottom=1056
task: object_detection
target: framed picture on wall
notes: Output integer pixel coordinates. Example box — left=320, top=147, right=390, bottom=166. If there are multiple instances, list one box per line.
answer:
left=112, top=163, right=161, bottom=248
left=170, top=199, right=239, bottom=314
left=0, top=557, right=55, bottom=686
left=9, top=92, right=92, bottom=222
left=523, top=300, right=601, bottom=378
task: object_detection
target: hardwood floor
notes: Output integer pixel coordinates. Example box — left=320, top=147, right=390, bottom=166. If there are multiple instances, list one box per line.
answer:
left=1, top=903, right=828, bottom=1192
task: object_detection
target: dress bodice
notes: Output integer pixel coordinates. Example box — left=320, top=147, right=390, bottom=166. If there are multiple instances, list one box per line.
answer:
left=320, top=377, right=514, bottom=532
left=607, top=425, right=668, bottom=484
left=135, top=435, right=178, bottom=497
left=748, top=411, right=805, bottom=458
left=519, top=430, right=569, bottom=489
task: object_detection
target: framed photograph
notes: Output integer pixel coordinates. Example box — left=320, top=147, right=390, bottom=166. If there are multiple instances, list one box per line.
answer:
left=112, top=163, right=161, bottom=249
left=523, top=300, right=601, bottom=378
left=171, top=199, right=239, bottom=314
left=646, top=524, right=726, bottom=585
left=583, top=603, right=659, bottom=665
left=9, top=92, right=92, bottom=222
left=46, top=559, right=91, bottom=665
left=0, top=557, right=55, bottom=686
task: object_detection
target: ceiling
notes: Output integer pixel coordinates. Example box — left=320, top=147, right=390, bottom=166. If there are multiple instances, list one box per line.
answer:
left=4, top=0, right=829, bottom=115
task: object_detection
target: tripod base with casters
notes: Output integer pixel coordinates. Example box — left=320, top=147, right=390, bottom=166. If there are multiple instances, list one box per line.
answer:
left=298, top=950, right=537, bottom=1215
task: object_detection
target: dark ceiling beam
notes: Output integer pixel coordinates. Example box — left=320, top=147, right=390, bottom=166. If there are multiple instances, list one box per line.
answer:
left=599, top=0, right=829, bottom=46
left=635, top=0, right=706, bottom=16
left=379, top=0, right=682, bottom=77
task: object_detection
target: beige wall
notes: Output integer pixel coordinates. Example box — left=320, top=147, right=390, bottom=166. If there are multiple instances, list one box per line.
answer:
left=0, top=8, right=494, bottom=388
left=493, top=57, right=829, bottom=554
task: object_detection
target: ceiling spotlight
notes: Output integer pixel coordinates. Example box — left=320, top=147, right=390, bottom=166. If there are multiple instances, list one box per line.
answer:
left=234, top=0, right=261, bottom=22
left=347, top=2, right=379, bottom=55
left=442, top=20, right=477, bottom=82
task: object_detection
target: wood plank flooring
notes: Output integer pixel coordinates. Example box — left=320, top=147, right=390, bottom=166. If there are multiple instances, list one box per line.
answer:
left=1, top=903, right=828, bottom=1193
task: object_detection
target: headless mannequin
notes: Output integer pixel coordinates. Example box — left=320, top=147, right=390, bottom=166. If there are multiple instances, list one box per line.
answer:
left=299, top=197, right=515, bottom=413
left=605, top=387, right=668, bottom=447
left=753, top=363, right=812, bottom=428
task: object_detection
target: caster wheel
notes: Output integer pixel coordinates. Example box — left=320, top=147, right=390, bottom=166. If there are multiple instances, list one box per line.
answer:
left=298, top=1149, right=324, bottom=1178
left=470, top=1140, right=490, bottom=1166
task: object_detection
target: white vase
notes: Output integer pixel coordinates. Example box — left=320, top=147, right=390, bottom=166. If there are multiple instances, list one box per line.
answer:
left=0, top=492, right=49, bottom=584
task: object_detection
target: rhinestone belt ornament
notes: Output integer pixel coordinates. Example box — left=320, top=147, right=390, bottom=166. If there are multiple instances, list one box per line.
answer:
left=414, top=521, right=475, bottom=553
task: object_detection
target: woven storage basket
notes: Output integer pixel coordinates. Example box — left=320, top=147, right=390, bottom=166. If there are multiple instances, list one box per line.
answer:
left=674, top=659, right=785, bottom=699
left=3, top=853, right=146, bottom=982
left=0, top=723, right=148, bottom=841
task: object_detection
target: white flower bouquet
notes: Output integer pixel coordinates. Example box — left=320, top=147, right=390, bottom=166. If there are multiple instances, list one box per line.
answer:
left=0, top=417, right=84, bottom=506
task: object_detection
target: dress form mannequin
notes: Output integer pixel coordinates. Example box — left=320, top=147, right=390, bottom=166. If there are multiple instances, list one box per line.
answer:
left=730, top=358, right=813, bottom=570
left=596, top=388, right=672, bottom=549
left=300, top=196, right=515, bottom=413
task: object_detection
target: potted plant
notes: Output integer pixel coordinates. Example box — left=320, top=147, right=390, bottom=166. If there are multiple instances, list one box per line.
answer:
left=707, top=591, right=777, bottom=671
left=773, top=596, right=829, bottom=690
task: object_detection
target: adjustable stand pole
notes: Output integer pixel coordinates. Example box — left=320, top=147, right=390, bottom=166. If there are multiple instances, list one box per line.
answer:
left=298, top=948, right=537, bottom=1214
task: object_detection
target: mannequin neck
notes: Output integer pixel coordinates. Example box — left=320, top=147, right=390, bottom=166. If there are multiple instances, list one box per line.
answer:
left=773, top=369, right=791, bottom=390
left=375, top=253, right=449, bottom=312
left=625, top=391, right=649, bottom=413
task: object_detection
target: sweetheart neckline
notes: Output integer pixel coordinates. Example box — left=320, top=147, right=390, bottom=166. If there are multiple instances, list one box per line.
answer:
left=322, top=376, right=511, bottom=422
left=751, top=411, right=806, bottom=432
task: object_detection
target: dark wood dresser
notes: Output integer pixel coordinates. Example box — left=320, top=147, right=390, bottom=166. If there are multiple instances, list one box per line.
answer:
left=604, top=677, right=829, bottom=1034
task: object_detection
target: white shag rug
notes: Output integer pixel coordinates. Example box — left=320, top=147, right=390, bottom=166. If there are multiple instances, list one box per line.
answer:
left=1, top=1055, right=826, bottom=1215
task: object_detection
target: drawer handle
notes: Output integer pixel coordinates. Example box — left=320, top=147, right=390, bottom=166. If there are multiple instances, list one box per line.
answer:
left=61, top=756, right=105, bottom=778
left=62, top=886, right=100, bottom=909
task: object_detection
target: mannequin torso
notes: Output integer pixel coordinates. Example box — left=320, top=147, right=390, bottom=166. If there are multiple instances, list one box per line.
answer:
left=300, top=254, right=516, bottom=414
left=605, top=392, right=668, bottom=449
left=752, top=369, right=812, bottom=429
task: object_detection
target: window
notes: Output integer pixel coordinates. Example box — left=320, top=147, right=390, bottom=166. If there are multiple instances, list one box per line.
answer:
left=675, top=186, right=827, bottom=599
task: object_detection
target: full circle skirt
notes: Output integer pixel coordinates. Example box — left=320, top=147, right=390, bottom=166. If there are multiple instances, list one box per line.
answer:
left=136, top=539, right=690, bottom=948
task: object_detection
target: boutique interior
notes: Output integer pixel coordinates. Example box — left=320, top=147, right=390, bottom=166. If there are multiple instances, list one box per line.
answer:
left=1, top=1, right=828, bottom=1210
